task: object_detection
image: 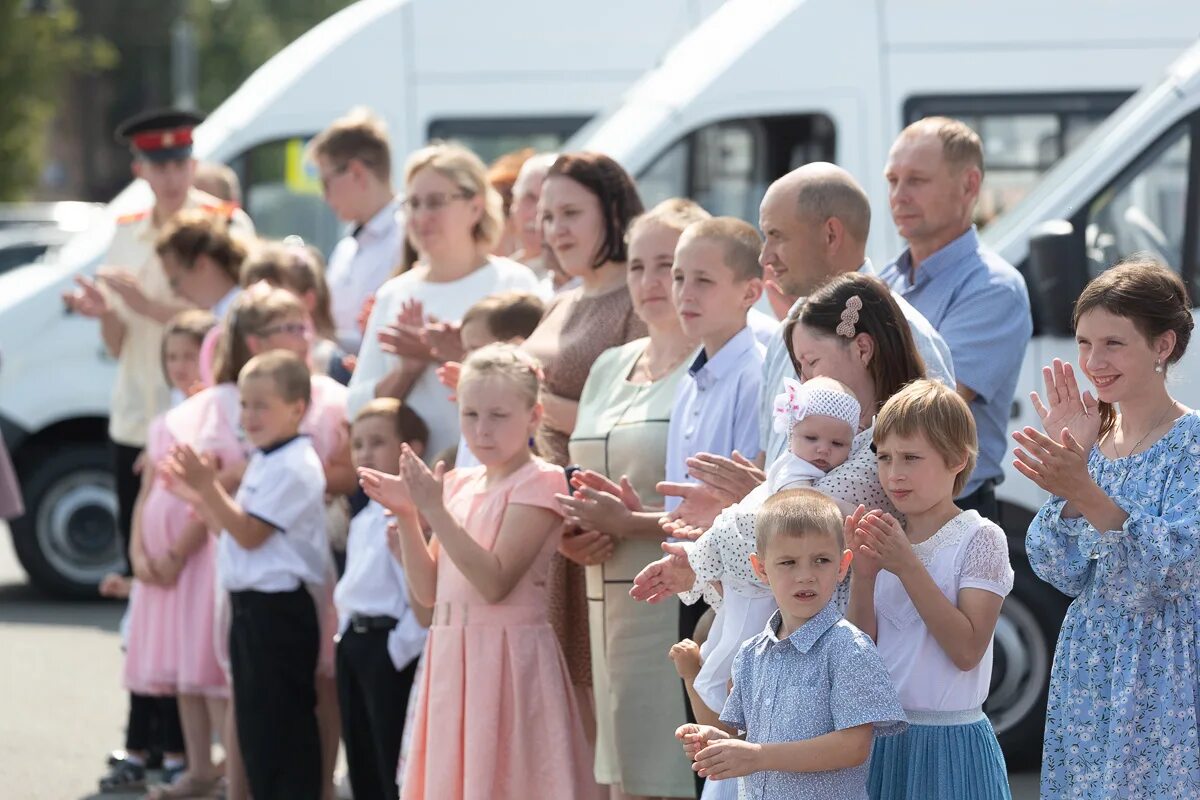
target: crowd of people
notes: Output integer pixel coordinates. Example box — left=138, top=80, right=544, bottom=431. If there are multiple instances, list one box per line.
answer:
left=58, top=103, right=1200, bottom=800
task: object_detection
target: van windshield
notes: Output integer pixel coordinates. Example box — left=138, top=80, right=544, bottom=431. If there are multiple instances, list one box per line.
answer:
left=982, top=66, right=1184, bottom=249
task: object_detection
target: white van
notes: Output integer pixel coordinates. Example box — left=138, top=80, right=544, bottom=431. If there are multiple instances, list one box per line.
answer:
left=567, top=0, right=1200, bottom=764
left=0, top=0, right=720, bottom=597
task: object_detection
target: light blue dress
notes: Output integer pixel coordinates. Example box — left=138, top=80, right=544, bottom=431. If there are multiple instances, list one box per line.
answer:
left=1026, top=412, right=1200, bottom=799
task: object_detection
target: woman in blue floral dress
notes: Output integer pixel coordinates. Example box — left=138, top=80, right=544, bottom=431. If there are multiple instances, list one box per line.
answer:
left=1015, top=261, right=1200, bottom=799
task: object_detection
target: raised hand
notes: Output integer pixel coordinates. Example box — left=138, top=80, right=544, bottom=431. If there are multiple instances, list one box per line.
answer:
left=1012, top=425, right=1095, bottom=501
left=166, top=445, right=217, bottom=492
left=685, top=451, right=764, bottom=505
left=421, top=320, right=465, bottom=364
left=572, top=470, right=644, bottom=513
left=657, top=481, right=726, bottom=531
left=844, top=505, right=882, bottom=580
left=668, top=638, right=703, bottom=681
left=1028, top=359, right=1101, bottom=451
left=97, top=268, right=154, bottom=317
left=675, top=723, right=730, bottom=761
left=357, top=466, right=416, bottom=516
left=630, top=541, right=696, bottom=603
left=558, top=529, right=615, bottom=566
left=62, top=275, right=111, bottom=318
left=398, top=444, right=446, bottom=514
left=436, top=361, right=462, bottom=400
left=855, top=510, right=917, bottom=575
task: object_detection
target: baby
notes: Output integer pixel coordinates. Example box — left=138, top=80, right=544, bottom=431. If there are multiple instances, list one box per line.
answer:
left=766, top=376, right=860, bottom=492
left=673, top=376, right=861, bottom=746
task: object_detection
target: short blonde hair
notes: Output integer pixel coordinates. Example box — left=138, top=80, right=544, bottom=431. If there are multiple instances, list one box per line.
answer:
left=461, top=292, right=545, bottom=343
left=679, top=217, right=763, bottom=281
left=404, top=142, right=504, bottom=249
left=873, top=379, right=978, bottom=496
left=307, top=107, right=392, bottom=183
left=458, top=343, right=543, bottom=408
left=899, top=117, right=984, bottom=176
left=627, top=197, right=711, bottom=241
left=238, top=350, right=311, bottom=407
left=755, top=488, right=844, bottom=555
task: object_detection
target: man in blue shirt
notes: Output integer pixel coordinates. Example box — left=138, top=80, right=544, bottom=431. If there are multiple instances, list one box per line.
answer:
left=879, top=117, right=1032, bottom=517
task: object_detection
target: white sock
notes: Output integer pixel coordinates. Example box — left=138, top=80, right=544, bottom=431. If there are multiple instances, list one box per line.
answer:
left=162, top=756, right=186, bottom=770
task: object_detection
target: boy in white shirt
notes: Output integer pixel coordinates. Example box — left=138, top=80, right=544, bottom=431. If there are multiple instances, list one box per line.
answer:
left=169, top=350, right=329, bottom=799
left=336, top=398, right=430, bottom=800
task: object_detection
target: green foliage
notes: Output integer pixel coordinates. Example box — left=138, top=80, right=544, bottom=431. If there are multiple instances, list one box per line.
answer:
left=188, top=0, right=355, bottom=112
left=0, top=0, right=115, bottom=200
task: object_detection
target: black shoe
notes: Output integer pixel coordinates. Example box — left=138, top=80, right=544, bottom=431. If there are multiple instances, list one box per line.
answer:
left=98, top=759, right=146, bottom=793
left=159, top=762, right=187, bottom=785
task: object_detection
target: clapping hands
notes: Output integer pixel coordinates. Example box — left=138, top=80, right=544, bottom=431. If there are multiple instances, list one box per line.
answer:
left=847, top=506, right=915, bottom=576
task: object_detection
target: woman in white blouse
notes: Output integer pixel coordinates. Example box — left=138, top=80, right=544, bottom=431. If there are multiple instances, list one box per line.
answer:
left=347, top=143, right=541, bottom=458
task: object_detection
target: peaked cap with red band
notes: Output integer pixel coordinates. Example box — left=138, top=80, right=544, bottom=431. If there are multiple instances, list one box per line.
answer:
left=115, top=108, right=205, bottom=163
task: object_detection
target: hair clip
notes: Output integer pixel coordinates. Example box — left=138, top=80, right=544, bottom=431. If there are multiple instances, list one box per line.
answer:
left=835, top=295, right=862, bottom=338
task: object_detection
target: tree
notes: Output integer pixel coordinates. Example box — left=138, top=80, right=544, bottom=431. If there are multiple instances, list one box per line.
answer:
left=0, top=0, right=115, bottom=200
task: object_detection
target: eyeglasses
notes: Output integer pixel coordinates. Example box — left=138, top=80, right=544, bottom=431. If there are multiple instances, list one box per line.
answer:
left=260, top=322, right=312, bottom=339
left=401, top=191, right=471, bottom=214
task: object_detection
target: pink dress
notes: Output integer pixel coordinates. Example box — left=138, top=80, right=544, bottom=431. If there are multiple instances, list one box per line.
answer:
left=188, top=378, right=348, bottom=679
left=401, top=459, right=600, bottom=800
left=123, top=415, right=227, bottom=697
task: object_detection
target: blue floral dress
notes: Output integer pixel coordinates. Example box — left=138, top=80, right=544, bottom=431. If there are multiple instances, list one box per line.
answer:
left=1027, top=411, right=1200, bottom=799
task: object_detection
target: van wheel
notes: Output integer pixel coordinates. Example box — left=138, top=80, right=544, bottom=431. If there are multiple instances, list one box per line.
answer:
left=986, top=553, right=1069, bottom=769
left=9, top=443, right=123, bottom=597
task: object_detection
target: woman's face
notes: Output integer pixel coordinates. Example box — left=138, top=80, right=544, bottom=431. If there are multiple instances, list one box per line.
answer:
left=248, top=312, right=312, bottom=361
left=790, top=324, right=874, bottom=417
left=540, top=175, right=606, bottom=278
left=1075, top=307, right=1171, bottom=404
left=626, top=222, right=681, bottom=329
left=405, top=167, right=482, bottom=260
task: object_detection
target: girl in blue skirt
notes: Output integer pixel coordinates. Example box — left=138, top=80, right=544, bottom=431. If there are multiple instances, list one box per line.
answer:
left=846, top=379, right=1012, bottom=800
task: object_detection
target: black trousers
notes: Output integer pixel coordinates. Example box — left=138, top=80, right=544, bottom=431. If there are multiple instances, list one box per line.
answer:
left=126, top=693, right=184, bottom=754
left=111, top=440, right=142, bottom=576
left=229, top=588, right=321, bottom=800
left=336, top=628, right=419, bottom=800
left=958, top=479, right=998, bottom=519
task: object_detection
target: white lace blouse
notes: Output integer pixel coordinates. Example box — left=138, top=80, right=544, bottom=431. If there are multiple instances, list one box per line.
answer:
left=873, top=509, right=1014, bottom=713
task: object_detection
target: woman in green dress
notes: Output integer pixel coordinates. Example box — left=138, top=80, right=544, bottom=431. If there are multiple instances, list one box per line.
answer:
left=562, top=199, right=709, bottom=800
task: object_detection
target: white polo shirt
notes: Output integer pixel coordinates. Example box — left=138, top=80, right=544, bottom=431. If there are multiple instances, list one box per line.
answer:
left=333, top=500, right=427, bottom=669
left=218, top=435, right=330, bottom=593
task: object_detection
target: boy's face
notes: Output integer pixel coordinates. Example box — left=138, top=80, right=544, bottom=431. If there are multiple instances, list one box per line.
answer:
left=789, top=414, right=854, bottom=473
left=351, top=415, right=404, bottom=474
left=459, top=317, right=496, bottom=354
left=751, top=529, right=851, bottom=627
left=874, top=430, right=965, bottom=516
left=239, top=375, right=307, bottom=449
left=672, top=237, right=759, bottom=344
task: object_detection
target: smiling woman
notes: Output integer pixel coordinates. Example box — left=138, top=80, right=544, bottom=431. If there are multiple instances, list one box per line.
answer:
left=1019, top=260, right=1200, bottom=798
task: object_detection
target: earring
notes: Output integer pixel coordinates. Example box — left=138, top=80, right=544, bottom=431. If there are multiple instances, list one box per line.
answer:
left=1155, top=359, right=1164, bottom=373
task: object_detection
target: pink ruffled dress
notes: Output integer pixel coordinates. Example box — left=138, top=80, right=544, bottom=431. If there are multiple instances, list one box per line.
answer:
left=401, top=458, right=601, bottom=800
left=123, top=414, right=227, bottom=697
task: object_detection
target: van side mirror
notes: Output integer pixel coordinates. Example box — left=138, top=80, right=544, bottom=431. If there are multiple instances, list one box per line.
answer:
left=1027, top=219, right=1088, bottom=337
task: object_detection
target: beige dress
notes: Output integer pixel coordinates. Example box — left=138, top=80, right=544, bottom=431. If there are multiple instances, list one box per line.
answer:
left=522, top=283, right=648, bottom=689
left=569, top=339, right=695, bottom=797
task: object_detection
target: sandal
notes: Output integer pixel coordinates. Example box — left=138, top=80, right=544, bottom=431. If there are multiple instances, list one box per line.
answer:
left=98, top=759, right=146, bottom=793
left=145, top=771, right=222, bottom=799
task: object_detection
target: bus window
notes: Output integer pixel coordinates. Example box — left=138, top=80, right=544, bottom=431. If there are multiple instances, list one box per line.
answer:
left=1084, top=122, right=1192, bottom=278
left=635, top=114, right=836, bottom=221
left=231, top=138, right=343, bottom=256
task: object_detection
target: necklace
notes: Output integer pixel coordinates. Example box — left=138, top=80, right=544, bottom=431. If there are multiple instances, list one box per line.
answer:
left=1112, top=402, right=1177, bottom=458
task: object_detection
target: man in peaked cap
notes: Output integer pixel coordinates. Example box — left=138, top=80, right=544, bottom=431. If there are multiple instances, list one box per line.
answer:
left=64, top=108, right=254, bottom=792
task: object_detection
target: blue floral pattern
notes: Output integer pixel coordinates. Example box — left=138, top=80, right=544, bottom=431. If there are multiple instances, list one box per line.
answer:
left=1026, top=412, right=1200, bottom=799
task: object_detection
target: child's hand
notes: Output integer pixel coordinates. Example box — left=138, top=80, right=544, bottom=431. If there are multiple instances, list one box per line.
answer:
left=856, top=510, right=917, bottom=575
left=166, top=445, right=217, bottom=492
left=693, top=738, right=762, bottom=780
left=436, top=361, right=461, bottom=400
left=422, top=320, right=465, bottom=364
left=845, top=505, right=882, bottom=580
left=98, top=572, right=131, bottom=599
left=669, top=638, right=703, bottom=682
left=675, top=723, right=729, bottom=760
left=399, top=444, right=446, bottom=514
left=359, top=467, right=416, bottom=516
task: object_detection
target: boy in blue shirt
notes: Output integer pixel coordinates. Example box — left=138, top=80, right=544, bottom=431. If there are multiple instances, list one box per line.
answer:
left=662, top=217, right=767, bottom=514
left=676, top=489, right=906, bottom=799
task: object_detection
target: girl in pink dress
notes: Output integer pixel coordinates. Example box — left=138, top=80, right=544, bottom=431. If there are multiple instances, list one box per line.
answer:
left=165, top=285, right=353, bottom=800
left=123, top=310, right=223, bottom=798
left=360, top=344, right=600, bottom=800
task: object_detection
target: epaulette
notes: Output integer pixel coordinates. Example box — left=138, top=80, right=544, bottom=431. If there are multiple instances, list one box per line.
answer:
left=116, top=209, right=151, bottom=225
left=199, top=200, right=242, bottom=220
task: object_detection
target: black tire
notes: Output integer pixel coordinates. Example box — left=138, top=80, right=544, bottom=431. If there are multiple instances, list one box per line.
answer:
left=987, top=551, right=1070, bottom=769
left=9, top=442, right=123, bottom=597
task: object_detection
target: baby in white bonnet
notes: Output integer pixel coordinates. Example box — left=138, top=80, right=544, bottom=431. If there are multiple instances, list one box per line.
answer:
left=766, top=376, right=861, bottom=492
